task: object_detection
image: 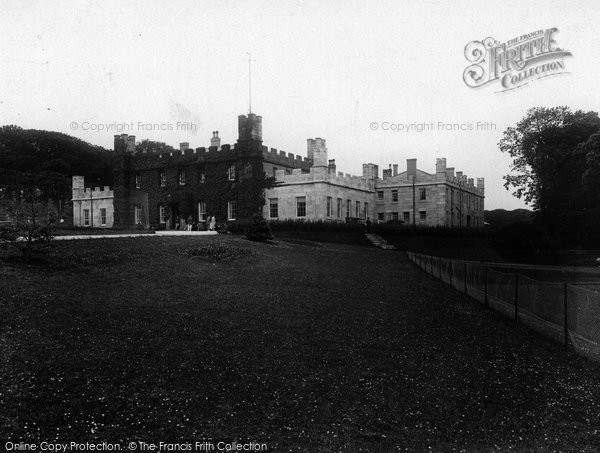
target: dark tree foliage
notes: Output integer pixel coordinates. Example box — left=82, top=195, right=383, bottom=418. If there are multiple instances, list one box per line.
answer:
left=135, top=139, right=176, bottom=154
left=0, top=125, right=114, bottom=193
left=499, top=107, right=600, bottom=240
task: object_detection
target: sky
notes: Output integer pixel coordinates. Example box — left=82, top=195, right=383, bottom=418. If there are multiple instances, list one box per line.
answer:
left=1, top=0, right=599, bottom=209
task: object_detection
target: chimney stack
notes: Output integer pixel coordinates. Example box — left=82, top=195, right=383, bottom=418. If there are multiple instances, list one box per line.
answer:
left=407, top=158, right=417, bottom=181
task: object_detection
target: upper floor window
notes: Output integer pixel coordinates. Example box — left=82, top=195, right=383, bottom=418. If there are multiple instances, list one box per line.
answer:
left=392, top=190, right=398, bottom=203
left=228, top=164, right=236, bottom=181
left=160, top=172, right=167, bottom=187
left=135, top=174, right=141, bottom=189
left=419, top=187, right=426, bottom=200
left=179, top=170, right=186, bottom=186
left=377, top=191, right=384, bottom=200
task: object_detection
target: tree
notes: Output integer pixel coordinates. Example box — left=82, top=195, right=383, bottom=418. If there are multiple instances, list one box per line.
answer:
left=499, top=107, right=600, bottom=236
left=0, top=188, right=57, bottom=258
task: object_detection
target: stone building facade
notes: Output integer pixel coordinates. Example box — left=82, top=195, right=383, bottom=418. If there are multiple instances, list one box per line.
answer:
left=71, top=176, right=116, bottom=228
left=375, top=158, right=485, bottom=227
left=76, top=112, right=484, bottom=229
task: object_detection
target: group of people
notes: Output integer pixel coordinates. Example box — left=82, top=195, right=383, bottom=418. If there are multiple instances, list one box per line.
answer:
left=173, top=215, right=217, bottom=231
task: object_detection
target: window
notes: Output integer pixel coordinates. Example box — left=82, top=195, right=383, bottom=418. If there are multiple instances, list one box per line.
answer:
left=392, top=212, right=399, bottom=221
left=179, top=170, right=186, bottom=185
left=392, top=190, right=398, bottom=203
left=337, top=198, right=342, bottom=218
left=199, top=172, right=206, bottom=184
left=377, top=191, right=384, bottom=200
left=285, top=169, right=292, bottom=175
left=83, top=209, right=90, bottom=226
left=419, top=187, right=426, bottom=200
left=228, top=164, right=236, bottom=181
left=100, top=208, right=107, bottom=226
left=227, top=200, right=237, bottom=220
left=159, top=206, right=166, bottom=224
left=134, top=206, right=142, bottom=225
left=160, top=172, right=167, bottom=187
left=346, top=200, right=351, bottom=218
left=198, top=201, right=206, bottom=222
left=377, top=212, right=384, bottom=221
left=296, top=197, right=306, bottom=217
left=420, top=210, right=427, bottom=221
left=269, top=198, right=278, bottom=219
left=326, top=196, right=332, bottom=217
left=135, top=174, right=140, bottom=189
left=364, top=202, right=369, bottom=219
left=355, top=201, right=361, bottom=218
left=403, top=211, right=410, bottom=223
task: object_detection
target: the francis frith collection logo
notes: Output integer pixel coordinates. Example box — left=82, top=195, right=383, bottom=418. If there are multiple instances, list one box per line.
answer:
left=463, top=28, right=572, bottom=92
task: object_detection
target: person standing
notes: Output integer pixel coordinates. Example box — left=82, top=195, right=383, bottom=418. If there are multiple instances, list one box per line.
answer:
left=209, top=216, right=216, bottom=231
left=187, top=215, right=193, bottom=231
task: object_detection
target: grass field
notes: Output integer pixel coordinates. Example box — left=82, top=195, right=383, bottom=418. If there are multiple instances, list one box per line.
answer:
left=1, top=235, right=600, bottom=451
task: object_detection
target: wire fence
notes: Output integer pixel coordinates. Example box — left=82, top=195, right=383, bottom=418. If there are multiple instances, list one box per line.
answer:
left=407, top=251, right=600, bottom=363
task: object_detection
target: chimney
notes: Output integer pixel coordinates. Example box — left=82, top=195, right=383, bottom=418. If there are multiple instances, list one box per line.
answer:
left=125, top=135, right=136, bottom=153
left=446, top=167, right=455, bottom=178
left=382, top=168, right=392, bottom=179
left=436, top=158, right=447, bottom=174
left=211, top=131, right=221, bottom=149
left=477, top=178, right=485, bottom=190
left=407, top=158, right=417, bottom=181
left=307, top=138, right=327, bottom=167
left=393, top=164, right=398, bottom=176
left=72, top=175, right=84, bottom=198
left=328, top=159, right=336, bottom=174
left=362, top=163, right=379, bottom=179
left=180, top=142, right=189, bottom=151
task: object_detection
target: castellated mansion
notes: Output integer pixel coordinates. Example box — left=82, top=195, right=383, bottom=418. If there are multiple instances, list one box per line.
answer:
left=71, top=113, right=484, bottom=229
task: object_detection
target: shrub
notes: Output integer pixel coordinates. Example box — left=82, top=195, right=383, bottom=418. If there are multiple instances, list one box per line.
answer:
left=0, top=188, right=56, bottom=259
left=246, top=214, right=273, bottom=242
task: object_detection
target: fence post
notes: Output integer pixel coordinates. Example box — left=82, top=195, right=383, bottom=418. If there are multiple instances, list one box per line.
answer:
left=514, top=273, right=519, bottom=322
left=450, top=260, right=453, bottom=287
left=563, top=283, right=568, bottom=348
left=464, top=262, right=468, bottom=295
left=484, top=266, right=488, bottom=307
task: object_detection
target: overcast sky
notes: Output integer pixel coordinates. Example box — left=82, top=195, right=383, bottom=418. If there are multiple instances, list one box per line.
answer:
left=1, top=0, right=599, bottom=209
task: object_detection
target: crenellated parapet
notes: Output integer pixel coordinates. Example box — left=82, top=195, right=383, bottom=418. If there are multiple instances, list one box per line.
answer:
left=273, top=167, right=374, bottom=191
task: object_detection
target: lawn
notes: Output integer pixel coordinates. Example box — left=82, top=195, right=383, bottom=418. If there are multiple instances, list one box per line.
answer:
left=1, top=235, right=600, bottom=451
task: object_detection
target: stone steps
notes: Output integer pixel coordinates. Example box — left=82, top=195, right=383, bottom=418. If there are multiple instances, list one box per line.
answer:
left=365, top=233, right=396, bottom=250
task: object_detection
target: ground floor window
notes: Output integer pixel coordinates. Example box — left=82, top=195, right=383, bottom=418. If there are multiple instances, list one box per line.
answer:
left=419, top=210, right=427, bottom=222
left=83, top=209, right=90, bottom=226
left=337, top=198, right=342, bottom=218
left=403, top=211, right=410, bottom=223
left=134, top=206, right=142, bottom=225
left=364, top=202, right=369, bottom=219
left=198, top=201, right=207, bottom=221
left=377, top=212, right=384, bottom=221
left=392, top=212, right=398, bottom=221
left=269, top=198, right=278, bottom=218
left=100, top=208, right=107, bottom=226
left=326, top=197, right=332, bottom=217
left=355, top=201, right=361, bottom=218
left=296, top=197, right=306, bottom=217
left=159, top=205, right=166, bottom=223
left=228, top=200, right=237, bottom=220
left=346, top=200, right=351, bottom=218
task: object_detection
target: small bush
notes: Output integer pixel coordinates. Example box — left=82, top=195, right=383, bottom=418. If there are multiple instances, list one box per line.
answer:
left=246, top=214, right=274, bottom=242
